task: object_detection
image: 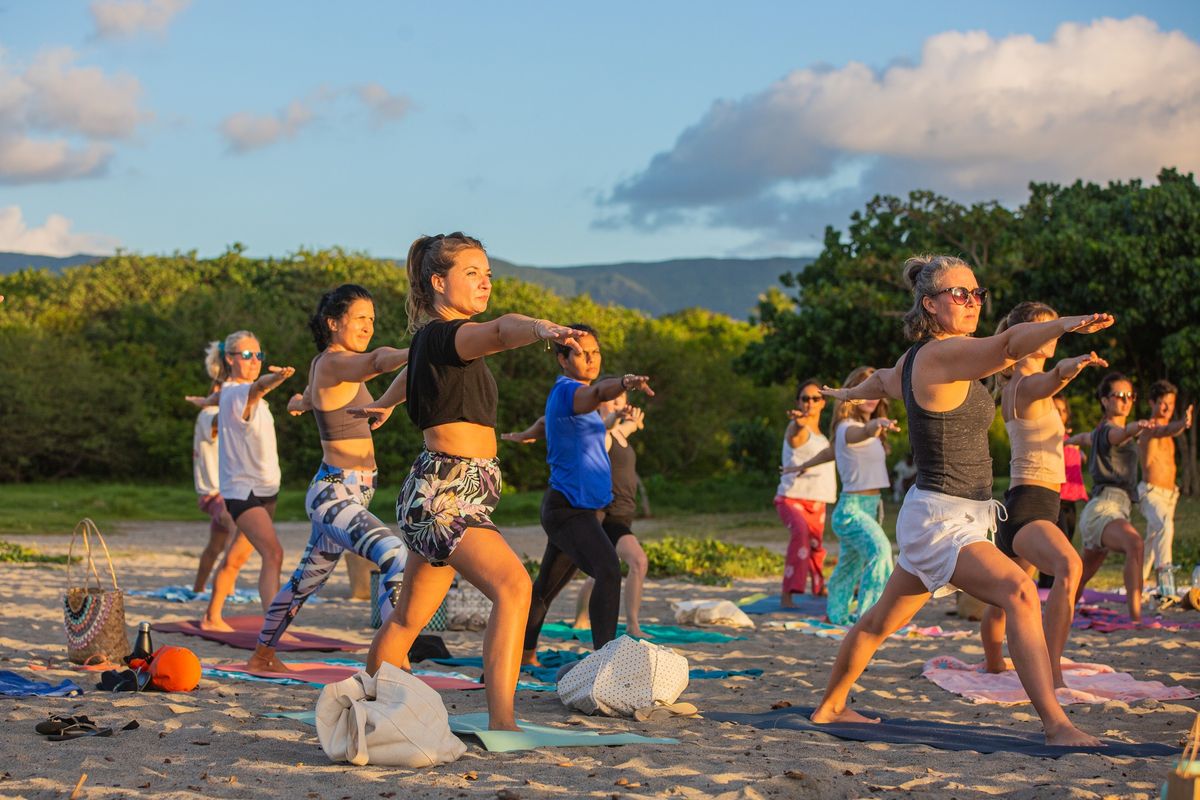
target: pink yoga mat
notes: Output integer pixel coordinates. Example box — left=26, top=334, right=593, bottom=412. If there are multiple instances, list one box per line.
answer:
left=206, top=661, right=483, bottom=690
left=1073, top=605, right=1200, bottom=633
left=923, top=655, right=1196, bottom=705
left=156, top=616, right=367, bottom=652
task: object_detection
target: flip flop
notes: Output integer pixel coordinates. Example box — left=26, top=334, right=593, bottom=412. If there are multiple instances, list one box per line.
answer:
left=35, top=715, right=95, bottom=735
left=46, top=720, right=139, bottom=742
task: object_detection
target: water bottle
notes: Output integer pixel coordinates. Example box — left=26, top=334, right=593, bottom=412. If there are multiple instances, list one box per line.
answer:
left=1156, top=565, right=1176, bottom=599
left=129, top=621, right=154, bottom=662
left=1191, top=563, right=1200, bottom=590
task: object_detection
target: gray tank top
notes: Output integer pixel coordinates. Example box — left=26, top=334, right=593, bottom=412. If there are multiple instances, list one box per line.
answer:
left=1089, top=421, right=1138, bottom=501
left=901, top=340, right=996, bottom=501
left=311, top=353, right=374, bottom=442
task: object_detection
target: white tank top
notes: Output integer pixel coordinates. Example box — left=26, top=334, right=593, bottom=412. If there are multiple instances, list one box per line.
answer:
left=192, top=407, right=220, bottom=496
left=834, top=421, right=890, bottom=492
left=217, top=381, right=281, bottom=501
left=777, top=427, right=837, bottom=503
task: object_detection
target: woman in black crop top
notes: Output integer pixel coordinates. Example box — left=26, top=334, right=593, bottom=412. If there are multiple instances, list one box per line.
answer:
left=245, top=284, right=411, bottom=673
left=360, top=232, right=587, bottom=732
left=808, top=254, right=1112, bottom=748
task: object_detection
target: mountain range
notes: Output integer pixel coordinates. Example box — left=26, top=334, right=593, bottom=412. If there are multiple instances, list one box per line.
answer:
left=0, top=251, right=810, bottom=320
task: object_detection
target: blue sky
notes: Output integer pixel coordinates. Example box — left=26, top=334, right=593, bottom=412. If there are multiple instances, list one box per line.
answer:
left=2, top=2, right=1198, bottom=265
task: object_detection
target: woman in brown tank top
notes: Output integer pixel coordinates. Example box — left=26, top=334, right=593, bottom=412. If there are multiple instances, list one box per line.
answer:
left=809, top=255, right=1112, bottom=748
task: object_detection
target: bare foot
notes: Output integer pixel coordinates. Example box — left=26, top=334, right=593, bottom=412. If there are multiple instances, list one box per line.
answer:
left=488, top=721, right=523, bottom=732
left=1044, top=721, right=1102, bottom=747
left=779, top=593, right=796, bottom=609
left=625, top=628, right=646, bottom=639
left=199, top=616, right=234, bottom=633
left=810, top=704, right=880, bottom=724
left=571, top=618, right=591, bottom=630
left=520, top=649, right=541, bottom=667
left=347, top=595, right=371, bottom=602
left=247, top=647, right=291, bottom=673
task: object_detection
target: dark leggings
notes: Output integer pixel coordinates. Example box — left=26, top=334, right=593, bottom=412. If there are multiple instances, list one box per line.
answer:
left=523, top=488, right=622, bottom=651
left=1038, top=499, right=1078, bottom=589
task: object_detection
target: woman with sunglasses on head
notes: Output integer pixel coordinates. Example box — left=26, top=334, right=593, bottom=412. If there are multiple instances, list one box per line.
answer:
left=810, top=255, right=1112, bottom=746
left=356, top=232, right=587, bottom=732
left=979, top=301, right=1107, bottom=688
left=188, top=331, right=295, bottom=631
left=245, top=284, right=411, bottom=673
left=775, top=379, right=837, bottom=606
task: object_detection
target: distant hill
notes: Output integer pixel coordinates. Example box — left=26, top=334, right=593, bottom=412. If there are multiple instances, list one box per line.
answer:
left=0, top=251, right=808, bottom=319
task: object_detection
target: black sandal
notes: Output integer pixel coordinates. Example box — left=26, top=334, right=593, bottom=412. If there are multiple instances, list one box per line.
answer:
left=45, top=719, right=138, bottom=742
left=34, top=715, right=95, bottom=735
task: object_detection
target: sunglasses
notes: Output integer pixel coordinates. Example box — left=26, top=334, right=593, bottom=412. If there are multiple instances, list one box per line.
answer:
left=936, top=287, right=988, bottom=305
left=1107, top=391, right=1136, bottom=401
left=797, top=395, right=824, bottom=404
left=235, top=350, right=265, bottom=361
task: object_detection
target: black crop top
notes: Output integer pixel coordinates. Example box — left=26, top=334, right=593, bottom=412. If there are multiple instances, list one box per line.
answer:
left=405, top=319, right=498, bottom=430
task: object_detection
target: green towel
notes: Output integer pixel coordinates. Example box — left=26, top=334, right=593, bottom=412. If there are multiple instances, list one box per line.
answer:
left=449, top=712, right=679, bottom=752
left=540, top=622, right=744, bottom=644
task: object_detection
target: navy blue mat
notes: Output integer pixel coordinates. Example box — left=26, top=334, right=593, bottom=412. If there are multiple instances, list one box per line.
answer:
left=740, top=595, right=828, bottom=616
left=706, top=707, right=1179, bottom=759
left=0, top=670, right=82, bottom=697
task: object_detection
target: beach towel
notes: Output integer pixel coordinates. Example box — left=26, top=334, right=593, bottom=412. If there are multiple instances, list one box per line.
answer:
left=922, top=656, right=1197, bottom=705
left=738, top=594, right=828, bottom=616
left=0, top=670, right=82, bottom=697
left=127, top=585, right=263, bottom=604
left=155, top=616, right=366, bottom=651
left=761, top=617, right=968, bottom=640
left=1035, top=587, right=1128, bottom=605
left=540, top=622, right=744, bottom=644
left=433, top=650, right=762, bottom=687
left=706, top=707, right=1180, bottom=759
left=1073, top=605, right=1200, bottom=633
left=448, top=712, right=679, bottom=752
left=203, top=661, right=483, bottom=690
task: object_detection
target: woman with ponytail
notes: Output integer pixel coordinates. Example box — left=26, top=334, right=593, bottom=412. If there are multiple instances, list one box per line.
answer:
left=355, top=232, right=587, bottom=731
left=809, top=255, right=1111, bottom=747
left=246, top=284, right=410, bottom=672
left=187, top=330, right=295, bottom=631
left=188, top=356, right=238, bottom=594
left=979, top=302, right=1105, bottom=687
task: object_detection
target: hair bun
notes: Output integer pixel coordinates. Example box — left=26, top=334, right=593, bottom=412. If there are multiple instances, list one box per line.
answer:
left=902, top=258, right=928, bottom=290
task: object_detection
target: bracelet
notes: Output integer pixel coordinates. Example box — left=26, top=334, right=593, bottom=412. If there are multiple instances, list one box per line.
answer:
left=621, top=374, right=635, bottom=390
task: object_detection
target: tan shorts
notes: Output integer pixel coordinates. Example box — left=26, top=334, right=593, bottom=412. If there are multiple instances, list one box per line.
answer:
left=1078, top=485, right=1131, bottom=551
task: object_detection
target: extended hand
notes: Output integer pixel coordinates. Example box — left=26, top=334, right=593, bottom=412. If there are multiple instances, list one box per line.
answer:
left=535, top=320, right=590, bottom=355
left=1184, top=404, right=1194, bottom=430
left=1066, top=351, right=1108, bottom=374
left=287, top=393, right=308, bottom=416
left=622, top=374, right=655, bottom=397
left=346, top=405, right=392, bottom=431
left=268, top=365, right=296, bottom=381
left=184, top=395, right=208, bottom=408
left=500, top=432, right=537, bottom=444
left=1065, top=313, right=1115, bottom=335
left=625, top=406, right=646, bottom=429
left=871, top=417, right=901, bottom=437
left=780, top=464, right=807, bottom=476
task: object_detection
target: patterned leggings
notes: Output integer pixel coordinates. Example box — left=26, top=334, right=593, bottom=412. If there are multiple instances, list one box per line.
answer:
left=258, top=463, right=408, bottom=648
left=826, top=493, right=893, bottom=626
left=776, top=496, right=827, bottom=595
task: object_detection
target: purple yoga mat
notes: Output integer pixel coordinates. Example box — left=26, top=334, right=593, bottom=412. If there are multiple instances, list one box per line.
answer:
left=156, top=616, right=367, bottom=652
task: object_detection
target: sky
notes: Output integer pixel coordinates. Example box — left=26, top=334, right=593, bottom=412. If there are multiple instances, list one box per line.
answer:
left=1, top=1, right=1198, bottom=265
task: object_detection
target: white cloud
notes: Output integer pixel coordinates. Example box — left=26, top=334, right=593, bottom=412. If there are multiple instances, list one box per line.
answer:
left=356, top=83, right=412, bottom=125
left=0, top=47, right=148, bottom=184
left=219, top=101, right=314, bottom=153
left=91, top=0, right=191, bottom=38
left=603, top=16, right=1200, bottom=235
left=0, top=206, right=120, bottom=256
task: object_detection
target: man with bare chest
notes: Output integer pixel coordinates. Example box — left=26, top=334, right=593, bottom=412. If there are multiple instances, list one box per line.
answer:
left=1137, top=380, right=1195, bottom=595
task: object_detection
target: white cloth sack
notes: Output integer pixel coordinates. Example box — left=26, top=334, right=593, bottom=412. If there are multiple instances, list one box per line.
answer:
left=315, top=662, right=466, bottom=767
left=672, top=599, right=755, bottom=629
left=557, top=635, right=690, bottom=717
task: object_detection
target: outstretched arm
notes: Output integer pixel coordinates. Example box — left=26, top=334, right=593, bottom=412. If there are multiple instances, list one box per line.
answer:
left=573, top=374, right=654, bottom=415
left=186, top=390, right=220, bottom=408
left=288, top=384, right=314, bottom=416
left=244, top=366, right=295, bottom=420
left=1015, top=352, right=1108, bottom=408
left=842, top=416, right=901, bottom=445
left=1140, top=405, right=1194, bottom=439
left=452, top=315, right=587, bottom=362
left=821, top=353, right=906, bottom=403
left=501, top=416, right=546, bottom=444
left=781, top=445, right=834, bottom=476
left=928, top=314, right=1114, bottom=384
left=319, top=347, right=409, bottom=384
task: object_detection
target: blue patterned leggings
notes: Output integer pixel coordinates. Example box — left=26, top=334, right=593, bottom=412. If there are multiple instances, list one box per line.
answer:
left=258, top=463, right=408, bottom=647
left=826, top=492, right=894, bottom=626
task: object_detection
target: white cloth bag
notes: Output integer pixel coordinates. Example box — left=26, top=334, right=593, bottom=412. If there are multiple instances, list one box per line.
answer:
left=315, top=662, right=466, bottom=767
left=672, top=599, right=755, bottom=629
left=557, top=635, right=690, bottom=717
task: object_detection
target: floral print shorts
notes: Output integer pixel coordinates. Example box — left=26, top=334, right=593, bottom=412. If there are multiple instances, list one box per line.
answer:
left=396, top=450, right=502, bottom=566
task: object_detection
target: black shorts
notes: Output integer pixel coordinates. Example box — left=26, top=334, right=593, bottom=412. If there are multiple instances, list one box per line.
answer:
left=600, top=514, right=635, bottom=546
left=225, top=492, right=279, bottom=522
left=996, top=485, right=1062, bottom=557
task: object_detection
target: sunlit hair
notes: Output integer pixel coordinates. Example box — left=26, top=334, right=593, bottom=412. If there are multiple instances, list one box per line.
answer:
left=310, top=284, right=373, bottom=351
left=991, top=301, right=1058, bottom=396
left=901, top=254, right=971, bottom=342
left=829, top=366, right=890, bottom=439
left=555, top=323, right=598, bottom=360
left=203, top=330, right=256, bottom=382
left=404, top=232, right=485, bottom=332
left=1149, top=379, right=1177, bottom=403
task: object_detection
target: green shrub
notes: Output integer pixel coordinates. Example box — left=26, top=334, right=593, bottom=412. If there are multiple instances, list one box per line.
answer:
left=643, top=536, right=783, bottom=586
left=0, top=540, right=70, bottom=564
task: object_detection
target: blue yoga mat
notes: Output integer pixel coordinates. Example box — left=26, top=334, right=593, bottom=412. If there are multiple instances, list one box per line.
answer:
left=739, top=595, right=828, bottom=616
left=706, top=707, right=1180, bottom=759
left=127, top=585, right=263, bottom=604
left=0, top=670, right=82, bottom=697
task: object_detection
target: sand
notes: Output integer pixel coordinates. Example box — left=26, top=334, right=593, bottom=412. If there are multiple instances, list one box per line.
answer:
left=1, top=520, right=1197, bottom=800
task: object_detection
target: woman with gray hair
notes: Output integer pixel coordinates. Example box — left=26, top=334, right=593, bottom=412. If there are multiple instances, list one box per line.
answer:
left=809, top=255, right=1111, bottom=747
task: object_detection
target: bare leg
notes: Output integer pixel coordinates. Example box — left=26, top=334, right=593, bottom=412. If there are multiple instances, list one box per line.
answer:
left=980, top=603, right=1007, bottom=674
left=615, top=536, right=648, bottom=638
left=202, top=504, right=284, bottom=629
left=1013, top=522, right=1083, bottom=688
left=572, top=578, right=594, bottom=630
left=811, top=567, right=930, bottom=724
left=201, top=532, right=253, bottom=631
left=247, top=643, right=291, bottom=672
left=370, top=528, right=531, bottom=731
left=1100, top=520, right=1143, bottom=622
left=1077, top=547, right=1108, bottom=605
left=193, top=514, right=234, bottom=592
left=951, top=542, right=1099, bottom=746
left=344, top=553, right=374, bottom=601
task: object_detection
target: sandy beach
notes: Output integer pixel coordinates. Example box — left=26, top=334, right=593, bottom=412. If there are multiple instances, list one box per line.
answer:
left=2, top=521, right=1197, bottom=800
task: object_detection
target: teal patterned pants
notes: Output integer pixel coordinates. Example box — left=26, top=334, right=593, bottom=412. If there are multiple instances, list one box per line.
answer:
left=827, top=493, right=894, bottom=625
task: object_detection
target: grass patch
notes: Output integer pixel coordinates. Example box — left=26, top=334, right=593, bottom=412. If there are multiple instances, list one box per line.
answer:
left=0, top=540, right=70, bottom=563
left=644, top=536, right=783, bottom=586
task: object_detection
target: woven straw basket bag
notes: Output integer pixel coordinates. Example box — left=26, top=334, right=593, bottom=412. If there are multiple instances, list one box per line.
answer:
left=62, top=518, right=131, bottom=664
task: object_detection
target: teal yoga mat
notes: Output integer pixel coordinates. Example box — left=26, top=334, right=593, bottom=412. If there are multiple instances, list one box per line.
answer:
left=540, top=622, right=744, bottom=644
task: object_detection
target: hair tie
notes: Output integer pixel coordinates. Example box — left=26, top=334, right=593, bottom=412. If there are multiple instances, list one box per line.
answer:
left=218, top=341, right=225, bottom=356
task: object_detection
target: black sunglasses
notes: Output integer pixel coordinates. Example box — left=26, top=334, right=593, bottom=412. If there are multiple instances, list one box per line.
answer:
left=936, top=286, right=988, bottom=305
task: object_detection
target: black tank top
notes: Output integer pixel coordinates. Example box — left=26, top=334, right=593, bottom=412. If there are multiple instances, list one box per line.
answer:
left=901, top=340, right=996, bottom=501
left=605, top=437, right=638, bottom=519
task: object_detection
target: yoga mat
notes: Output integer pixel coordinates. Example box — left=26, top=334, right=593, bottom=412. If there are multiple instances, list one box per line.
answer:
left=540, top=622, right=744, bottom=644
left=434, top=651, right=762, bottom=686
left=706, top=707, right=1180, bottom=759
left=265, top=709, right=317, bottom=724
left=203, top=661, right=483, bottom=690
left=128, top=585, right=263, bottom=604
left=1036, top=587, right=1128, bottom=605
left=0, top=670, right=82, bottom=697
left=762, top=617, right=967, bottom=640
left=155, top=615, right=367, bottom=651
left=738, top=594, right=828, bottom=616
left=449, top=712, right=679, bottom=752
left=1073, top=605, right=1200, bottom=633
left=922, top=656, right=1197, bottom=705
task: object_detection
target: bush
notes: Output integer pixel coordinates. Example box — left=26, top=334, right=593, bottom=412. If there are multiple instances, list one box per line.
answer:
left=643, top=536, right=783, bottom=586
left=0, top=540, right=70, bottom=564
